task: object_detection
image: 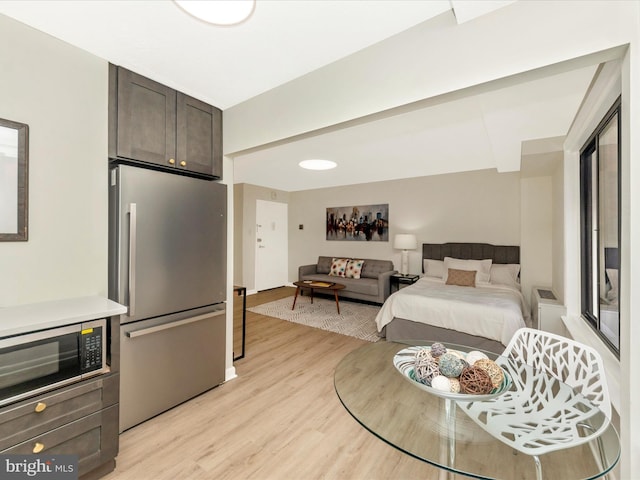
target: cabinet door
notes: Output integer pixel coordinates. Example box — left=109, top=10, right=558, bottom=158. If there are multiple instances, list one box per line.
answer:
left=3, top=405, right=118, bottom=478
left=116, top=68, right=176, bottom=168
left=176, top=92, right=222, bottom=178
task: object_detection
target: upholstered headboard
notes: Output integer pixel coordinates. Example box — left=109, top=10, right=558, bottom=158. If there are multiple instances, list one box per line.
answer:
left=422, top=243, right=520, bottom=272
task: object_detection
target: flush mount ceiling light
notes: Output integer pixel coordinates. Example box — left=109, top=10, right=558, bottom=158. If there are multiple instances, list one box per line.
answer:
left=299, top=159, right=337, bottom=171
left=174, top=0, right=256, bottom=26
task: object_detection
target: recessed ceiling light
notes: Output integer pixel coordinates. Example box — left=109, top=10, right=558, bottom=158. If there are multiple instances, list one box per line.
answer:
left=174, top=0, right=255, bottom=26
left=299, top=159, right=337, bottom=170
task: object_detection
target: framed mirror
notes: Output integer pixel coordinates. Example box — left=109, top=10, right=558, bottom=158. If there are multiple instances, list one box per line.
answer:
left=0, top=118, right=28, bottom=241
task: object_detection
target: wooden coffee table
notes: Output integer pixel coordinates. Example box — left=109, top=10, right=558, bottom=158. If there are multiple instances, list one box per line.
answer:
left=292, top=280, right=346, bottom=314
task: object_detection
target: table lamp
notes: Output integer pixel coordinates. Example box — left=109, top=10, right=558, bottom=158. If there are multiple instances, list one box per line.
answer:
left=394, top=234, right=417, bottom=276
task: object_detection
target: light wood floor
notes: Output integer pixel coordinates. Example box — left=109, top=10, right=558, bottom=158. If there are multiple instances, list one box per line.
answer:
left=104, top=287, right=439, bottom=480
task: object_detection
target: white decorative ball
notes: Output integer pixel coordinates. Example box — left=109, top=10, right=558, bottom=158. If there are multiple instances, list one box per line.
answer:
left=431, top=375, right=452, bottom=392
left=447, top=350, right=466, bottom=361
left=465, top=351, right=489, bottom=366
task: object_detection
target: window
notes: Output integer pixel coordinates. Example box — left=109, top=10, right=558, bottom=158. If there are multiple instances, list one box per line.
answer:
left=580, top=98, right=620, bottom=355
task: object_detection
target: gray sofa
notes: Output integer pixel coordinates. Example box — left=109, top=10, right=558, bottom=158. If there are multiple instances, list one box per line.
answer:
left=298, top=256, right=396, bottom=304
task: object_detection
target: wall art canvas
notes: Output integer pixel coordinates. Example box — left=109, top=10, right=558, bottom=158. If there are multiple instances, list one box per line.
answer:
left=326, top=204, right=389, bottom=241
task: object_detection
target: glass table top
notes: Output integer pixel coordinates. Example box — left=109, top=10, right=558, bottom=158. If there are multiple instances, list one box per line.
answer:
left=334, top=340, right=620, bottom=480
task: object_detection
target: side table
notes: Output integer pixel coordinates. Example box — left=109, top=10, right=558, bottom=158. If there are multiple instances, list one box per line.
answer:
left=390, top=273, right=419, bottom=293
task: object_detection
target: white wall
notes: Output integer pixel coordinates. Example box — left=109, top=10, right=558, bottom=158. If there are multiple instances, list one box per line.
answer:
left=284, top=169, right=521, bottom=282
left=562, top=55, right=637, bottom=477
left=237, top=184, right=290, bottom=290
left=0, top=15, right=108, bottom=306
left=0, top=14, right=239, bottom=383
left=224, top=1, right=635, bottom=155
left=552, top=161, right=565, bottom=302
left=520, top=176, right=553, bottom=308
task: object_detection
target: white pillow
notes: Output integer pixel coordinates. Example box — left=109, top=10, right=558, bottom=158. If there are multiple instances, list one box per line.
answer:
left=490, top=264, right=521, bottom=287
left=423, top=259, right=444, bottom=278
left=442, top=257, right=492, bottom=284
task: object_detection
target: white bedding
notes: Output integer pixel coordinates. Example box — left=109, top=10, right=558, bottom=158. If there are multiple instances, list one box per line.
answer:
left=375, top=277, right=528, bottom=346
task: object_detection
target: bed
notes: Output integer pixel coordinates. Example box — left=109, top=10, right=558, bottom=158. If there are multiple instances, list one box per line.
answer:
left=376, top=243, right=529, bottom=353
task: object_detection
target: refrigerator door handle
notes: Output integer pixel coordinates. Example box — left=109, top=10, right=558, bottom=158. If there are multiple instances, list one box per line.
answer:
left=125, top=310, right=225, bottom=338
left=128, top=203, right=137, bottom=317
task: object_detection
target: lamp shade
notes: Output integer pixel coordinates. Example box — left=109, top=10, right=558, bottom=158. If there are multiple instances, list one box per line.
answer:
left=394, top=234, right=417, bottom=250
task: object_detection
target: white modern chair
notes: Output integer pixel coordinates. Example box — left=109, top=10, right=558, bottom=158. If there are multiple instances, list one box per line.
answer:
left=459, top=328, right=611, bottom=480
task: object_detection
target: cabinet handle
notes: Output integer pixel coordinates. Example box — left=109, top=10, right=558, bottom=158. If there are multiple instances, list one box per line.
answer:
left=33, top=442, right=45, bottom=454
left=34, top=402, right=47, bottom=413
left=168, top=158, right=176, bottom=165
left=180, top=160, right=187, bottom=167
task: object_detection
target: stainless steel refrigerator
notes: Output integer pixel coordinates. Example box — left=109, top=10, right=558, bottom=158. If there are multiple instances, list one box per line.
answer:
left=108, top=164, right=226, bottom=432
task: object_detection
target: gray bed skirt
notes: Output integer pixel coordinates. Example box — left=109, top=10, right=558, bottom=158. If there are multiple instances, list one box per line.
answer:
left=382, top=318, right=506, bottom=354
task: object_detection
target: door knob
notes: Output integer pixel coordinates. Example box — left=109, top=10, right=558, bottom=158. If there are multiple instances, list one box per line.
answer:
left=168, top=158, right=175, bottom=165
left=34, top=402, right=47, bottom=413
left=180, top=161, right=187, bottom=167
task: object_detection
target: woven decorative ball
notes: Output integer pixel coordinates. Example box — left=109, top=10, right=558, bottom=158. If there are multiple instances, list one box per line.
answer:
left=449, top=377, right=461, bottom=393
left=415, top=347, right=436, bottom=364
left=474, top=358, right=504, bottom=388
left=414, top=357, right=440, bottom=386
left=438, top=353, right=464, bottom=378
left=459, top=366, right=493, bottom=395
left=430, top=342, right=447, bottom=357
left=465, top=350, right=489, bottom=366
left=430, top=375, right=452, bottom=392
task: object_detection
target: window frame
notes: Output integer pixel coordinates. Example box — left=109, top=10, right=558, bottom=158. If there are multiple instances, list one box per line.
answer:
left=579, top=97, right=621, bottom=357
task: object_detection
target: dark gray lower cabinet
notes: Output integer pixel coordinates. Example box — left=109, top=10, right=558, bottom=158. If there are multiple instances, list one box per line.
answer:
left=0, top=374, right=119, bottom=479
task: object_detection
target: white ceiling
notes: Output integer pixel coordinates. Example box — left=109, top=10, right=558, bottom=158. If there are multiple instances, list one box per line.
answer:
left=0, top=0, right=597, bottom=192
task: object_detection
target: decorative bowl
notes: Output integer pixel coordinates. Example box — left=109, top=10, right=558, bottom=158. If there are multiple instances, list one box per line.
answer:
left=393, top=346, right=512, bottom=401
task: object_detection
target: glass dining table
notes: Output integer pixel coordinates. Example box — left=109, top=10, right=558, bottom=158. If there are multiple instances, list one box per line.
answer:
left=334, top=340, right=620, bottom=480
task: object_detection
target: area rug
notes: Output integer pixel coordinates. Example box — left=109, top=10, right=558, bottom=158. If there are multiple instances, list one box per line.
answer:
left=247, top=296, right=381, bottom=342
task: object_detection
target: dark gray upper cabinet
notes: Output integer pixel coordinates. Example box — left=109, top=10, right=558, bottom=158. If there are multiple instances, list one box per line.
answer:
left=176, top=93, right=222, bottom=177
left=109, top=65, right=222, bottom=179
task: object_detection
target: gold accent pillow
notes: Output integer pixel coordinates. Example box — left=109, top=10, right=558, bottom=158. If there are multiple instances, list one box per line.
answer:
left=445, top=268, right=476, bottom=287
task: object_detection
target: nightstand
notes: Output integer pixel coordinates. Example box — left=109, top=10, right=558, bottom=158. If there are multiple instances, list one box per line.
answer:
left=390, top=273, right=420, bottom=293
left=531, top=286, right=567, bottom=336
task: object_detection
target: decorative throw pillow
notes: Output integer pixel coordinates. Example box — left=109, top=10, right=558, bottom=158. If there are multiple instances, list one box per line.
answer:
left=346, top=259, right=365, bottom=279
left=445, top=268, right=476, bottom=287
left=329, top=258, right=349, bottom=277
left=443, top=257, right=492, bottom=284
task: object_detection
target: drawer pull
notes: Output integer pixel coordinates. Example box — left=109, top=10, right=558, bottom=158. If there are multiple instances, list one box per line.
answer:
left=34, top=402, right=47, bottom=413
left=33, top=442, right=45, bottom=454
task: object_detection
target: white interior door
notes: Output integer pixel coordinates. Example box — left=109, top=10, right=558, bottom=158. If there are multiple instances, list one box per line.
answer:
left=255, top=200, right=288, bottom=291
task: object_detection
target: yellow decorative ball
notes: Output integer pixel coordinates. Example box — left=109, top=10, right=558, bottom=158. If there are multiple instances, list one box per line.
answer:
left=474, top=358, right=504, bottom=388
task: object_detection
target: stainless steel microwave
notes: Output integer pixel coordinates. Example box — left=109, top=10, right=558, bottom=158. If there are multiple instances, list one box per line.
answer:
left=0, top=319, right=107, bottom=407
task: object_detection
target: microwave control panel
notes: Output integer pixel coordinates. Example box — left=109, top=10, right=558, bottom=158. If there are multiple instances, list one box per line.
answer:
left=80, top=325, right=103, bottom=372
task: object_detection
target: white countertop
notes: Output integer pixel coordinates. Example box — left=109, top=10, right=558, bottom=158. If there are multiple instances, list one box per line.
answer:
left=0, top=296, right=127, bottom=338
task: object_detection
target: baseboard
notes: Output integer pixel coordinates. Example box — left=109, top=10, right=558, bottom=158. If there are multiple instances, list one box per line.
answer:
left=225, top=366, right=237, bottom=382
